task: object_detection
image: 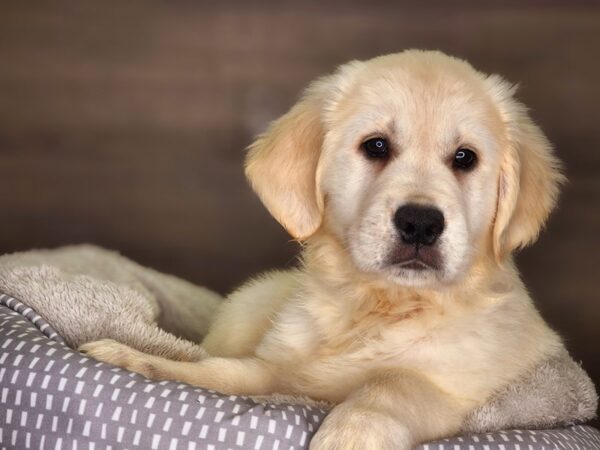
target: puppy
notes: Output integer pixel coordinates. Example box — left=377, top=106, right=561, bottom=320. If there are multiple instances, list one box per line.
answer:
left=81, top=50, right=566, bottom=449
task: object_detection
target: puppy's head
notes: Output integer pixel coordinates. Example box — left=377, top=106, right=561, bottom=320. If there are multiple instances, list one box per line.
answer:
left=246, top=50, right=564, bottom=287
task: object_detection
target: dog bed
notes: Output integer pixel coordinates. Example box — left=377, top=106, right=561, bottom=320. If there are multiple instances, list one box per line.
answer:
left=1, top=292, right=599, bottom=450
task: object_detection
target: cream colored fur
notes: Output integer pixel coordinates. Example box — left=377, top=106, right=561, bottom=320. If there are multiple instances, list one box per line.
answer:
left=81, top=50, right=586, bottom=449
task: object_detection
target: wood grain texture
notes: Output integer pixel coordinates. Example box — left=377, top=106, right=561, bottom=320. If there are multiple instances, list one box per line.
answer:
left=1, top=1, right=598, bottom=425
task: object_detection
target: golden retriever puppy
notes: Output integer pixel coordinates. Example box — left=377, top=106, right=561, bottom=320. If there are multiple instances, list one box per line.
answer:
left=81, top=50, right=566, bottom=449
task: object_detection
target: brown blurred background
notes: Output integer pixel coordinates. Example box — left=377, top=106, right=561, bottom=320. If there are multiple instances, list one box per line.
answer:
left=1, top=1, right=598, bottom=425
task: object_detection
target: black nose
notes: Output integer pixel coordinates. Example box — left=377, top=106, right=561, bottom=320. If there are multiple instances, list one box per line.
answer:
left=393, top=204, right=445, bottom=246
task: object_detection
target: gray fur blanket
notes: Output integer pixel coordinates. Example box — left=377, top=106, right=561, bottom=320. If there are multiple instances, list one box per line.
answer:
left=0, top=244, right=596, bottom=433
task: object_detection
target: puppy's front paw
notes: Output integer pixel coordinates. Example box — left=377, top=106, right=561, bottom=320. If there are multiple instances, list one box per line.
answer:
left=79, top=339, right=156, bottom=377
left=79, top=339, right=134, bottom=365
left=310, top=404, right=412, bottom=450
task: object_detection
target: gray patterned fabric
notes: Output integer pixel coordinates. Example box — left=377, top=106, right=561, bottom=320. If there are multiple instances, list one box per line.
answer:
left=1, top=292, right=599, bottom=450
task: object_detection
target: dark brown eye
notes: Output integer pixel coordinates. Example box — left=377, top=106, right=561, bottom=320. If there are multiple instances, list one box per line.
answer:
left=453, top=148, right=477, bottom=171
left=361, top=137, right=389, bottom=159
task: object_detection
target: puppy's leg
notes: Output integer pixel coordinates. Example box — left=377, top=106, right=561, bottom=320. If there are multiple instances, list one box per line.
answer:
left=310, top=368, right=472, bottom=450
left=104, top=320, right=209, bottom=362
left=79, top=339, right=277, bottom=395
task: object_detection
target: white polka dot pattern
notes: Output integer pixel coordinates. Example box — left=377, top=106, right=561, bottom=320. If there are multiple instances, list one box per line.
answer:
left=1, top=292, right=599, bottom=450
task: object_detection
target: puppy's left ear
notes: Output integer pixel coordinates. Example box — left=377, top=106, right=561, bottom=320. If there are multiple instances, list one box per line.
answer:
left=487, top=76, right=566, bottom=260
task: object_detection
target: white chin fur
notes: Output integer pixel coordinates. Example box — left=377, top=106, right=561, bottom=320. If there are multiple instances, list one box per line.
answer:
left=384, top=266, right=443, bottom=288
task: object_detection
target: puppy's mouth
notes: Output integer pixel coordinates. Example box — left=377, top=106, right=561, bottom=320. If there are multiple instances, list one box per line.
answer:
left=387, top=244, right=441, bottom=271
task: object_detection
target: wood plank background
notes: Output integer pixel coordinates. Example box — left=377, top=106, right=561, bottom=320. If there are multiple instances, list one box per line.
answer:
left=1, top=1, right=598, bottom=425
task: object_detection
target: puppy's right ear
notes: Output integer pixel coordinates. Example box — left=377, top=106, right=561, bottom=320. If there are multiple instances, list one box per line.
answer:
left=244, top=77, right=334, bottom=240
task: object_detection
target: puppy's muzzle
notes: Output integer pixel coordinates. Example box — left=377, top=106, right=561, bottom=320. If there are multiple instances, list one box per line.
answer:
left=394, top=204, right=445, bottom=246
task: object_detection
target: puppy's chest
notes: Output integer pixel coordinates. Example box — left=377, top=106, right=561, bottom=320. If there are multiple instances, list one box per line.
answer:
left=314, top=296, right=444, bottom=361
left=275, top=299, right=458, bottom=401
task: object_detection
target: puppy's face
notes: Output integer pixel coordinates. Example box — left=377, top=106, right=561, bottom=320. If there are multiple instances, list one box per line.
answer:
left=246, top=51, right=563, bottom=288
left=318, top=62, right=505, bottom=286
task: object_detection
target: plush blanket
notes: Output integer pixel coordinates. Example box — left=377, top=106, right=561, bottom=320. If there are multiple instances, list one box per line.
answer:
left=0, top=245, right=597, bottom=435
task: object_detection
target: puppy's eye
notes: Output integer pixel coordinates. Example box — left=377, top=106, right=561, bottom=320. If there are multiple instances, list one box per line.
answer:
left=361, top=137, right=389, bottom=159
left=453, top=148, right=477, bottom=171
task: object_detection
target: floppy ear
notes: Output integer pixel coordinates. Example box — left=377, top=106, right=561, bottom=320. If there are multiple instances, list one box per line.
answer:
left=487, top=76, right=566, bottom=260
left=244, top=78, right=333, bottom=240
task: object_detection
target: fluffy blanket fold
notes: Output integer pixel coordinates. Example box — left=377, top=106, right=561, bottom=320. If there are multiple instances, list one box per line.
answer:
left=0, top=244, right=596, bottom=432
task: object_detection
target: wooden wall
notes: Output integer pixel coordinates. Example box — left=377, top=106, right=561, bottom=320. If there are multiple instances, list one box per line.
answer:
left=1, top=1, right=598, bottom=425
